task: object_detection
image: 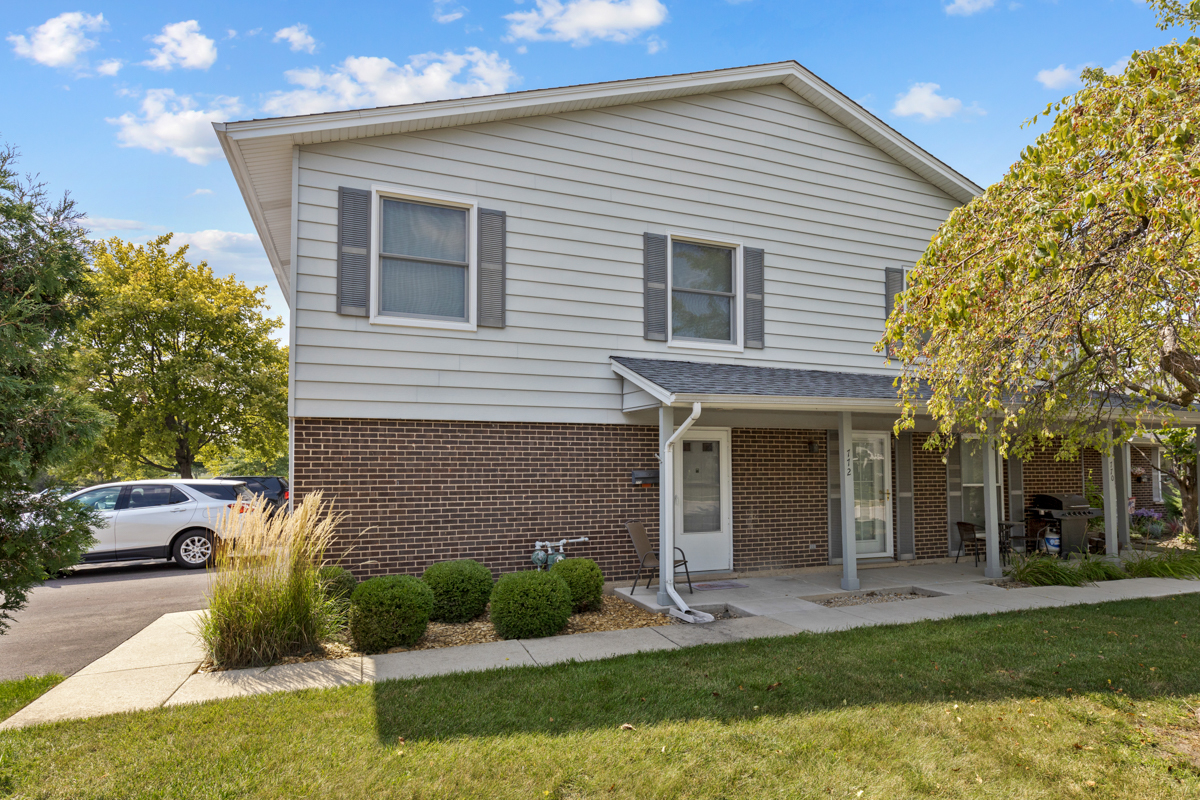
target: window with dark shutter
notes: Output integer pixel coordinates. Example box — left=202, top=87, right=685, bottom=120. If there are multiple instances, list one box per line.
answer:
left=643, top=233, right=667, bottom=341
left=744, top=246, right=764, bottom=349
left=884, top=266, right=905, bottom=357
left=337, top=187, right=370, bottom=316
left=477, top=208, right=506, bottom=328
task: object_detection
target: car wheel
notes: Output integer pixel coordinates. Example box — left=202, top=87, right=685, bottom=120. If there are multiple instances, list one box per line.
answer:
left=173, top=531, right=214, bottom=569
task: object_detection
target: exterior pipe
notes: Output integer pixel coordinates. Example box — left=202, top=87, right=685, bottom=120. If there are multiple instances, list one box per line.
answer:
left=661, top=402, right=710, bottom=620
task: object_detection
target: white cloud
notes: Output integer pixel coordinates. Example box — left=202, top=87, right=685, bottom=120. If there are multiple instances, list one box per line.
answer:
left=108, top=89, right=241, bottom=165
left=1107, top=56, right=1130, bottom=75
left=891, top=82, right=981, bottom=121
left=944, top=0, right=995, bottom=15
left=434, top=1, right=468, bottom=23
left=645, top=35, right=664, bottom=54
left=436, top=10, right=466, bottom=22
left=262, top=48, right=518, bottom=117
left=8, top=12, right=106, bottom=69
left=189, top=188, right=214, bottom=196
left=143, top=20, right=217, bottom=70
left=82, top=215, right=151, bottom=232
left=225, top=29, right=238, bottom=39
left=1036, top=63, right=1081, bottom=90
left=516, top=45, right=528, bottom=54
left=273, top=24, right=317, bottom=54
left=96, top=58, right=122, bottom=76
left=174, top=229, right=260, bottom=253
left=505, top=0, right=668, bottom=45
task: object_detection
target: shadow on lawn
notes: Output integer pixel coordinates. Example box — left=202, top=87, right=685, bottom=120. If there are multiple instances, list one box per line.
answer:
left=370, top=593, right=1200, bottom=744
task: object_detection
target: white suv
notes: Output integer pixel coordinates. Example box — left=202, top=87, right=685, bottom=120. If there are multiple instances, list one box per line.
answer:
left=65, top=479, right=254, bottom=569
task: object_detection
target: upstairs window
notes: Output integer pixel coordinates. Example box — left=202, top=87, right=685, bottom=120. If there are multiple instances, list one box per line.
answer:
left=379, top=198, right=469, bottom=322
left=670, top=238, right=738, bottom=345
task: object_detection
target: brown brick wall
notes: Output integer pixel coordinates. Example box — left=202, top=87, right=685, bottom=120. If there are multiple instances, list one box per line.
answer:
left=1022, top=444, right=1083, bottom=509
left=293, top=418, right=661, bottom=581
left=731, top=428, right=828, bottom=571
left=913, top=432, right=949, bottom=560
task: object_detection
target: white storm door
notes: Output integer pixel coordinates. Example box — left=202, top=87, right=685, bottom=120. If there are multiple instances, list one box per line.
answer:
left=673, top=428, right=733, bottom=573
left=853, top=432, right=893, bottom=557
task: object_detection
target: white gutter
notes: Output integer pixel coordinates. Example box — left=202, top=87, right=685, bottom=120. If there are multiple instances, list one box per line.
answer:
left=660, top=403, right=714, bottom=623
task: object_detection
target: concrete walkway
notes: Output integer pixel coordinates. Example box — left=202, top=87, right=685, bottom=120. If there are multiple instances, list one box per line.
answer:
left=6, top=571, right=1200, bottom=731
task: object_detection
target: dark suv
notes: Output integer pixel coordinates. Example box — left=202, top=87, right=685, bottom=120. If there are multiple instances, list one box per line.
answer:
left=218, top=476, right=289, bottom=512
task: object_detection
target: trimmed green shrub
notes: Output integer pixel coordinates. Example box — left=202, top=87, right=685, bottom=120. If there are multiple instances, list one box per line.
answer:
left=1005, top=554, right=1087, bottom=586
left=319, top=565, right=357, bottom=604
left=550, top=557, right=604, bottom=612
left=489, top=570, right=572, bottom=640
left=422, top=559, right=494, bottom=623
left=1076, top=553, right=1126, bottom=583
left=349, top=576, right=433, bottom=653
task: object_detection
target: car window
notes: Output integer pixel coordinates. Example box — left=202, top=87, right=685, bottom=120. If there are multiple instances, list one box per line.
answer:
left=126, top=485, right=175, bottom=509
left=169, top=487, right=192, bottom=504
left=190, top=485, right=240, bottom=501
left=234, top=483, right=255, bottom=501
left=73, top=487, right=121, bottom=511
left=243, top=480, right=269, bottom=493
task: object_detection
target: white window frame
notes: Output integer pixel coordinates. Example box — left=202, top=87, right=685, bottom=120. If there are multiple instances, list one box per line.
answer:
left=665, top=231, right=744, bottom=353
left=1152, top=447, right=1163, bottom=503
left=368, top=183, right=478, bottom=332
left=961, top=433, right=1004, bottom=524
left=853, top=430, right=895, bottom=559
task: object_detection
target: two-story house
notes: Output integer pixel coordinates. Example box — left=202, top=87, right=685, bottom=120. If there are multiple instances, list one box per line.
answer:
left=216, top=61, right=1144, bottom=598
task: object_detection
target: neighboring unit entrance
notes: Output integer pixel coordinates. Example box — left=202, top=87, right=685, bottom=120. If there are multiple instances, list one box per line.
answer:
left=673, top=427, right=733, bottom=572
left=853, top=432, right=893, bottom=557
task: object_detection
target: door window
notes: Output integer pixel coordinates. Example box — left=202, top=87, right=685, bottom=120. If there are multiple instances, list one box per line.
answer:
left=125, top=485, right=175, bottom=509
left=852, top=434, right=891, bottom=555
left=73, top=487, right=122, bottom=511
left=682, top=440, right=722, bottom=532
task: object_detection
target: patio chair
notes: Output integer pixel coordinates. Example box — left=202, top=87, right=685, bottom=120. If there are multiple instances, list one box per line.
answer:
left=625, top=520, right=693, bottom=594
left=955, top=521, right=986, bottom=567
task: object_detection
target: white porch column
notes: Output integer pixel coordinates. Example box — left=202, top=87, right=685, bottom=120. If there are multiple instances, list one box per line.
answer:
left=1117, top=442, right=1132, bottom=549
left=839, top=411, right=859, bottom=591
left=1101, top=443, right=1119, bottom=556
left=657, top=404, right=672, bottom=606
left=982, top=425, right=1003, bottom=579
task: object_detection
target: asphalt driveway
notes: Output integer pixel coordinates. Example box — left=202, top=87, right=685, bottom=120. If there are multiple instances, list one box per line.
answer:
left=0, top=562, right=209, bottom=681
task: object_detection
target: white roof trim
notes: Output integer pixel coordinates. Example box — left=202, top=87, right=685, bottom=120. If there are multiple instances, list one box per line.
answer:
left=217, top=61, right=983, bottom=301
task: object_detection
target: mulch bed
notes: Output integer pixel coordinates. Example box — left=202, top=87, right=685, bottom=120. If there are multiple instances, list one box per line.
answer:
left=203, top=595, right=670, bottom=672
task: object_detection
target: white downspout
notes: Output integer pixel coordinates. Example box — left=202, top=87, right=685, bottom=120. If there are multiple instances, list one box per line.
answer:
left=661, top=403, right=713, bottom=623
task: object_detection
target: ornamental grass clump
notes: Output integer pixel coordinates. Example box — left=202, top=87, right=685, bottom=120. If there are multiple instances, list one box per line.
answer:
left=422, top=559, right=493, bottom=623
left=550, top=557, right=604, bottom=612
left=349, top=576, right=433, bottom=653
left=199, top=492, right=343, bottom=668
left=489, top=570, right=572, bottom=640
left=1005, top=554, right=1088, bottom=587
left=1076, top=552, right=1127, bottom=583
left=1123, top=548, right=1200, bottom=579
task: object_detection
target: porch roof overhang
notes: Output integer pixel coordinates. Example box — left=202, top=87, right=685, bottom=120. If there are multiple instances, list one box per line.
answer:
left=610, top=356, right=923, bottom=414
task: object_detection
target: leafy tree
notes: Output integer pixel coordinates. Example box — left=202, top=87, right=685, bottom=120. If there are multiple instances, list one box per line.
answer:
left=0, top=145, right=101, bottom=631
left=882, top=3, right=1200, bottom=535
left=77, top=235, right=287, bottom=479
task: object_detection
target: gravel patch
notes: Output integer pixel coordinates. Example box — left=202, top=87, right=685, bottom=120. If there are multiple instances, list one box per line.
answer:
left=816, top=591, right=924, bottom=608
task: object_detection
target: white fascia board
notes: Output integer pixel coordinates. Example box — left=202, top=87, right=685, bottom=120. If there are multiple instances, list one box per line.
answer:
left=610, top=359, right=675, bottom=405
left=214, top=124, right=292, bottom=303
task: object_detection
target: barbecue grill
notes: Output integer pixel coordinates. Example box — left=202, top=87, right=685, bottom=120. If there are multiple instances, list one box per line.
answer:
left=1028, top=493, right=1103, bottom=556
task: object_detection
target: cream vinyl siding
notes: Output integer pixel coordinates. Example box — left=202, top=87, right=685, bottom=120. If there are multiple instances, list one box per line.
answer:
left=292, top=84, right=959, bottom=423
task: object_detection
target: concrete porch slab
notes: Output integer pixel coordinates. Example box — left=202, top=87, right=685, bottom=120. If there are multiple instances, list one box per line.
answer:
left=365, top=640, right=535, bottom=682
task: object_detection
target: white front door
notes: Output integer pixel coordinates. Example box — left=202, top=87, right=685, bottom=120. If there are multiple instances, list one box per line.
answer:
left=853, top=432, right=893, bottom=557
left=673, top=427, right=732, bottom=573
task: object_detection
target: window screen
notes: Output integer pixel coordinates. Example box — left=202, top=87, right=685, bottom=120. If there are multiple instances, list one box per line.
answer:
left=379, top=198, right=468, bottom=321
left=672, top=240, right=735, bottom=342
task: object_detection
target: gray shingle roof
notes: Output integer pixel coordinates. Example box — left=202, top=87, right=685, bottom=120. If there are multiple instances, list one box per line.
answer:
left=611, top=357, right=922, bottom=401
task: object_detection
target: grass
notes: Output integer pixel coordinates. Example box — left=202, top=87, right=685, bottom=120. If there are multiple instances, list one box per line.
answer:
left=1006, top=553, right=1089, bottom=586
left=0, top=674, right=63, bottom=722
left=1, top=595, right=1199, bottom=798
left=199, top=491, right=343, bottom=668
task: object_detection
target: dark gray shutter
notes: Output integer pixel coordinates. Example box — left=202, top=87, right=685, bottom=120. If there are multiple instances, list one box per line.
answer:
left=744, top=247, right=765, bottom=349
left=897, top=432, right=916, bottom=560
left=946, top=437, right=963, bottom=556
left=643, top=233, right=667, bottom=341
left=477, top=208, right=506, bottom=328
left=828, top=430, right=842, bottom=563
left=1008, top=456, right=1025, bottom=546
left=884, top=266, right=904, bottom=357
left=337, top=187, right=370, bottom=316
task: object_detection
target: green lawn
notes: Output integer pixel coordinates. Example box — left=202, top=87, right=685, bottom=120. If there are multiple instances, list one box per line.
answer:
left=0, top=674, right=63, bottom=723
left=2, top=596, right=1199, bottom=798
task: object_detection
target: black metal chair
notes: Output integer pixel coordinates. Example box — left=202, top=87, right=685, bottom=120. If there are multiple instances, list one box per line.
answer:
left=625, top=520, right=692, bottom=594
left=955, top=521, right=985, bottom=566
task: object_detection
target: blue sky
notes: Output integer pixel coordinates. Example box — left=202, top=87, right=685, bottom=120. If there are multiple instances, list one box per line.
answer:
left=3, top=0, right=1180, bottom=338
